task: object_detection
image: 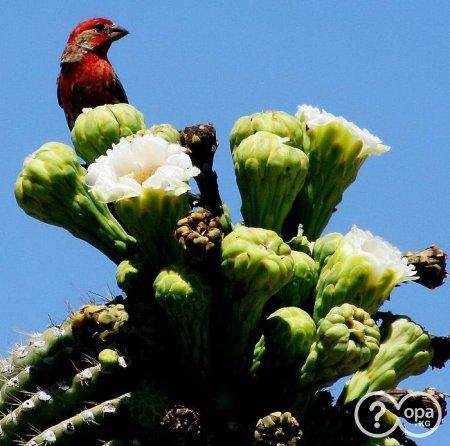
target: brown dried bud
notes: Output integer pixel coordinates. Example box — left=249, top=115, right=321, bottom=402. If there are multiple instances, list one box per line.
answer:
left=405, top=245, right=447, bottom=289
left=180, top=123, right=223, bottom=215
left=175, top=209, right=223, bottom=263
left=429, top=335, right=450, bottom=369
left=254, top=411, right=302, bottom=446
left=180, top=123, right=217, bottom=168
left=70, top=303, right=129, bottom=342
left=160, top=405, right=203, bottom=446
left=382, top=387, right=447, bottom=428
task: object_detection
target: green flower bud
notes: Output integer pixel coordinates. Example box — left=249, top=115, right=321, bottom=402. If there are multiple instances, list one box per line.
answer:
left=116, top=258, right=144, bottom=295
left=98, top=349, right=120, bottom=373
left=221, top=226, right=294, bottom=374
left=147, top=124, right=181, bottom=144
left=221, top=225, right=294, bottom=296
left=251, top=336, right=266, bottom=375
left=296, top=122, right=363, bottom=240
left=71, top=103, right=146, bottom=164
left=260, top=307, right=316, bottom=372
left=313, top=226, right=416, bottom=321
left=271, top=251, right=318, bottom=309
left=288, top=106, right=390, bottom=240
left=219, top=204, right=234, bottom=235
left=15, top=142, right=135, bottom=263
left=232, top=131, right=309, bottom=232
left=340, top=315, right=432, bottom=404
left=254, top=411, right=302, bottom=445
left=230, top=110, right=304, bottom=151
left=154, top=265, right=212, bottom=383
left=115, top=189, right=190, bottom=271
left=300, top=304, right=380, bottom=388
left=288, top=233, right=313, bottom=256
left=312, top=232, right=343, bottom=272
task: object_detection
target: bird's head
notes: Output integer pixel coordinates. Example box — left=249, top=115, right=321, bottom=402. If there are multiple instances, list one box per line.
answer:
left=66, top=18, right=128, bottom=56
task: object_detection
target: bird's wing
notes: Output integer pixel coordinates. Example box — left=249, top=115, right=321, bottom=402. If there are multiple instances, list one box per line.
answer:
left=56, top=74, right=63, bottom=108
left=111, top=73, right=129, bottom=104
left=57, top=72, right=75, bottom=128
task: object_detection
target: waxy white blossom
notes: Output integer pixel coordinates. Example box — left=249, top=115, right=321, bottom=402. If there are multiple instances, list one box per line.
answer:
left=85, top=134, right=200, bottom=202
left=297, top=105, right=390, bottom=156
left=342, top=225, right=416, bottom=284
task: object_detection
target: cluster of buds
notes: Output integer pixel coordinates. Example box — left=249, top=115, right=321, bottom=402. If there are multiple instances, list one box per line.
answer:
left=175, top=209, right=223, bottom=264
left=160, top=405, right=204, bottom=445
left=254, top=411, right=303, bottom=445
left=9, top=101, right=448, bottom=445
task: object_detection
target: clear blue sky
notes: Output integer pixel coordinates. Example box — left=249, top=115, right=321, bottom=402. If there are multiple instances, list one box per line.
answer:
left=1, top=1, right=448, bottom=443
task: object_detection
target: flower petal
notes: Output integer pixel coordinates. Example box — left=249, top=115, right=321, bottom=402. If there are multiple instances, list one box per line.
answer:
left=86, top=134, right=199, bottom=202
left=297, top=105, right=390, bottom=155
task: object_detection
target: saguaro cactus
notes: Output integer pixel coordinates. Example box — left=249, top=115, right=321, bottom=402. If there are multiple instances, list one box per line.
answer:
left=8, top=101, right=448, bottom=445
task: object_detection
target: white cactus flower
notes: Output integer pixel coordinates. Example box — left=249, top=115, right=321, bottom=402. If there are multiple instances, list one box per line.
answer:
left=342, top=225, right=417, bottom=284
left=296, top=104, right=390, bottom=156
left=85, top=134, right=200, bottom=202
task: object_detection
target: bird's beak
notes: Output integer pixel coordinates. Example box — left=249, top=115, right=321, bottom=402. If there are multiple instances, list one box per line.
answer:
left=109, top=25, right=129, bottom=41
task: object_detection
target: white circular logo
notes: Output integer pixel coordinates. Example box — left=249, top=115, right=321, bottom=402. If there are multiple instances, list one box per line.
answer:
left=354, top=391, right=442, bottom=439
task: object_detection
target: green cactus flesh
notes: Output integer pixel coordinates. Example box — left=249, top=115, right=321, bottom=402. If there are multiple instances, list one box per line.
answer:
left=268, top=250, right=319, bottom=311
left=220, top=225, right=294, bottom=375
left=115, top=188, right=190, bottom=271
left=15, top=142, right=136, bottom=263
left=154, top=265, right=212, bottom=385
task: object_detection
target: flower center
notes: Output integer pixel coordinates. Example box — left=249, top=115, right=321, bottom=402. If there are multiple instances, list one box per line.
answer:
left=132, top=167, right=157, bottom=185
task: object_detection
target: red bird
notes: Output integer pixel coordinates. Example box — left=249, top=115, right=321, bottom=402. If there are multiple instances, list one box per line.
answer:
left=57, top=18, right=129, bottom=129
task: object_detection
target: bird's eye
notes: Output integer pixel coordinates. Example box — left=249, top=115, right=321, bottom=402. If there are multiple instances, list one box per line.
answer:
left=94, top=24, right=107, bottom=32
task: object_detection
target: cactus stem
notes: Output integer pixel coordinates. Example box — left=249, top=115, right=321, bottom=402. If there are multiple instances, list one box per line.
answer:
left=0, top=358, right=129, bottom=442
left=23, top=393, right=132, bottom=446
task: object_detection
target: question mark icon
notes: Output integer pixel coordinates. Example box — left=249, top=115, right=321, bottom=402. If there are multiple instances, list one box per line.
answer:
left=369, top=401, right=386, bottom=429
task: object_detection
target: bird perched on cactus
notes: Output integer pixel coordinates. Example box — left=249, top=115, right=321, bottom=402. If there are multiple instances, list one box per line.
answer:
left=57, top=18, right=129, bottom=129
